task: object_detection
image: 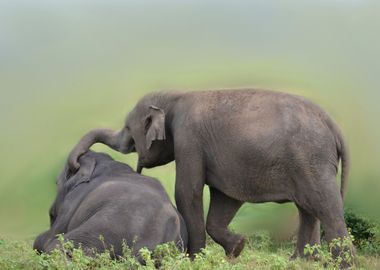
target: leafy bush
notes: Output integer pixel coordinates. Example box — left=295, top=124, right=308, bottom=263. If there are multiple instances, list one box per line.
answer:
left=344, top=208, right=380, bottom=254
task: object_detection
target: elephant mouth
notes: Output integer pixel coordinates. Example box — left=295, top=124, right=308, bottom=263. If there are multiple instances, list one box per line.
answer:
left=136, top=156, right=155, bottom=172
left=137, top=156, right=146, bottom=166
left=120, top=143, right=135, bottom=154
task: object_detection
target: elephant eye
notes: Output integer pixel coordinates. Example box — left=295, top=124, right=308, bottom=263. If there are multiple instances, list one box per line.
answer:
left=125, top=126, right=130, bottom=131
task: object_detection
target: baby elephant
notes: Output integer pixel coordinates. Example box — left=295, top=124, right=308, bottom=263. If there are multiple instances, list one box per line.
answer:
left=34, top=151, right=187, bottom=261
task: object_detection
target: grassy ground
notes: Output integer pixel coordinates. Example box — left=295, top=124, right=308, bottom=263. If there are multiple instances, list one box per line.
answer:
left=1, top=233, right=379, bottom=270
left=1, top=1, right=380, bottom=239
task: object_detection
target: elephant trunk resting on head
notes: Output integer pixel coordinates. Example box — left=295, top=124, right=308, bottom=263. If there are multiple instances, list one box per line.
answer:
left=34, top=151, right=187, bottom=262
left=68, top=89, right=352, bottom=265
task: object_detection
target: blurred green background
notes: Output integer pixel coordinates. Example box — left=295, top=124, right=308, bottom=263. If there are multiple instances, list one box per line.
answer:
left=1, top=0, right=379, bottom=240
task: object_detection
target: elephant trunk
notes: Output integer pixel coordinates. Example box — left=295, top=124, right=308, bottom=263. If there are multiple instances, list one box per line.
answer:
left=68, top=128, right=124, bottom=171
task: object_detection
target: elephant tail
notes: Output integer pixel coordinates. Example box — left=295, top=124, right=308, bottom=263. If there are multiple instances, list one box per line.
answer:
left=323, top=113, right=350, bottom=201
left=326, top=117, right=350, bottom=201
left=337, top=130, right=350, bottom=201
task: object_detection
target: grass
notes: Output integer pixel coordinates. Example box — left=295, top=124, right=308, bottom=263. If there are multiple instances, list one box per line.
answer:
left=1, top=232, right=379, bottom=270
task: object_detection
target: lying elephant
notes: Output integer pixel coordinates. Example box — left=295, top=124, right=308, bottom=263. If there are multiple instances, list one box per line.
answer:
left=34, top=151, right=187, bottom=261
left=68, top=89, right=351, bottom=262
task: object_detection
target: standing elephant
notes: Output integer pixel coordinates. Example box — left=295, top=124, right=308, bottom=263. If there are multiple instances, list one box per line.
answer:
left=68, top=89, right=351, bottom=261
left=34, top=151, right=187, bottom=262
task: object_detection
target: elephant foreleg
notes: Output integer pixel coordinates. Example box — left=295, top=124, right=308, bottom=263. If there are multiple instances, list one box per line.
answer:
left=206, top=187, right=244, bottom=258
left=175, top=153, right=206, bottom=257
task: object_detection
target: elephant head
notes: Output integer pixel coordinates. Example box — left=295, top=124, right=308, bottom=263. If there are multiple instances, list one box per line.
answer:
left=68, top=96, right=176, bottom=173
left=34, top=154, right=98, bottom=253
left=50, top=155, right=97, bottom=227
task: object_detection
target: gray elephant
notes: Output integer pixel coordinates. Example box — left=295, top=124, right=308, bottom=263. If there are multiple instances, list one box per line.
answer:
left=68, top=89, right=351, bottom=261
left=34, top=151, right=187, bottom=261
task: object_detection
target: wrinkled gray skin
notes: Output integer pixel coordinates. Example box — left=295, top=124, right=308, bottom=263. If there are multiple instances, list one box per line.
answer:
left=34, top=151, right=187, bottom=262
left=68, top=89, right=351, bottom=263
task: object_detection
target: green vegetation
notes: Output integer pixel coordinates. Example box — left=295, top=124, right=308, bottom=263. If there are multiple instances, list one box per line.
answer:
left=1, top=231, right=379, bottom=270
left=2, top=208, right=379, bottom=269
left=344, top=209, right=380, bottom=255
left=1, top=0, right=380, bottom=239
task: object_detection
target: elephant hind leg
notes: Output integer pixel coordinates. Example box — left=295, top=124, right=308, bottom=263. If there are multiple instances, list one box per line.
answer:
left=296, top=177, right=353, bottom=268
left=206, top=187, right=244, bottom=258
left=315, top=195, right=353, bottom=268
left=291, top=206, right=320, bottom=259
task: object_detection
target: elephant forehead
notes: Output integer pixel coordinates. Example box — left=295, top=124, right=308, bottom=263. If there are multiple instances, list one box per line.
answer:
left=126, top=107, right=141, bottom=122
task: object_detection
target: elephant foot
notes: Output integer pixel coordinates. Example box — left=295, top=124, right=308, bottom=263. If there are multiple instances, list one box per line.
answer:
left=226, top=235, right=245, bottom=258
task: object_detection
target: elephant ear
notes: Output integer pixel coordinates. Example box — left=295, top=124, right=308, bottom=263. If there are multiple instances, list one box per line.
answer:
left=145, top=105, right=166, bottom=149
left=64, top=157, right=97, bottom=192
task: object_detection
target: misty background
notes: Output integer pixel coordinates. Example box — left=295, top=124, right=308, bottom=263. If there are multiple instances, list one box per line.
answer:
left=1, top=0, right=379, bottom=239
